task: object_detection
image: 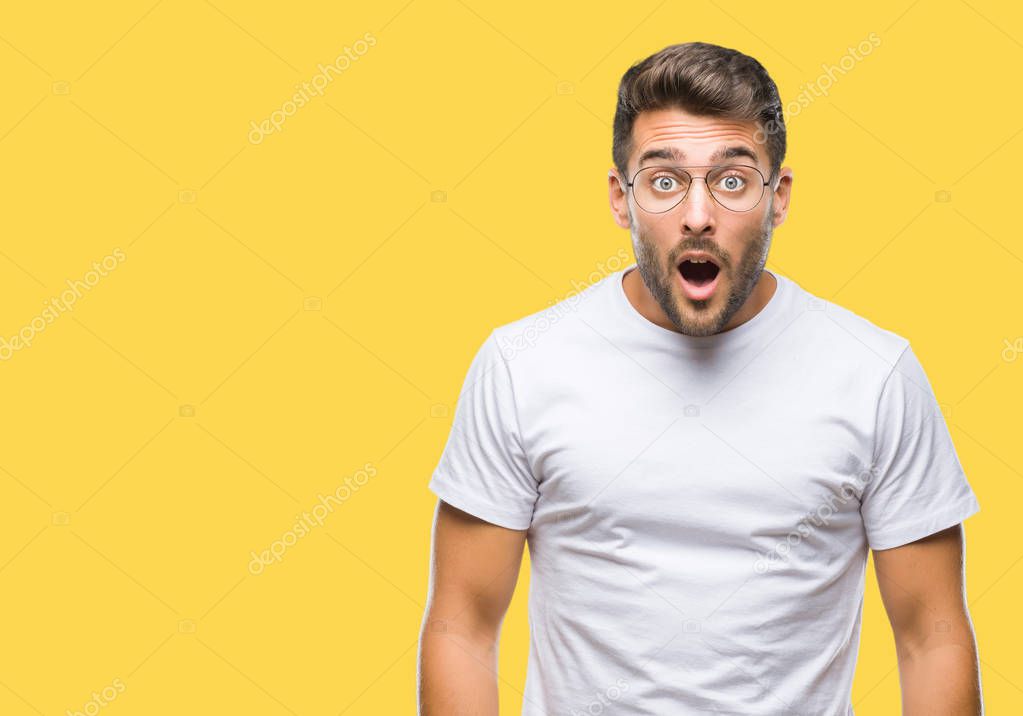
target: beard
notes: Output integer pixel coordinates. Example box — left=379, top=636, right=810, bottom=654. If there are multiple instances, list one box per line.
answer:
left=629, top=201, right=774, bottom=337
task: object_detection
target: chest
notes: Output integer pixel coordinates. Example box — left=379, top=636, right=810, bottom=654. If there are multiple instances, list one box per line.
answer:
left=520, top=363, right=874, bottom=552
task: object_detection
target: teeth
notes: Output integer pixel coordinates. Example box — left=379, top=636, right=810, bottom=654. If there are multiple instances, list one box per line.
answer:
left=689, top=258, right=708, bottom=263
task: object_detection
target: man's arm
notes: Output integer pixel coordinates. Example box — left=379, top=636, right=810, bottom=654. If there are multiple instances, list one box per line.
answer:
left=873, top=523, right=983, bottom=715
left=418, top=499, right=527, bottom=715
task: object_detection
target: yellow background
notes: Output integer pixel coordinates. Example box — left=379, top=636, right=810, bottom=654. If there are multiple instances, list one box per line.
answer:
left=0, top=0, right=1020, bottom=713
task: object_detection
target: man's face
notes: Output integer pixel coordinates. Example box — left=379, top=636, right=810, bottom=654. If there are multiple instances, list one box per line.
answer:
left=609, top=107, right=792, bottom=336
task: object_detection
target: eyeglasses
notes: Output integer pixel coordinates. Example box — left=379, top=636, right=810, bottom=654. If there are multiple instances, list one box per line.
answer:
left=625, top=164, right=772, bottom=213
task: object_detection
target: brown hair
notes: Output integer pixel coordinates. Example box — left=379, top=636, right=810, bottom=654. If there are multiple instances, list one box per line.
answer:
left=612, top=42, right=785, bottom=183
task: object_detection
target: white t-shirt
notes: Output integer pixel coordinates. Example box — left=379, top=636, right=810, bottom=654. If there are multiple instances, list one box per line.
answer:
left=429, top=263, right=980, bottom=716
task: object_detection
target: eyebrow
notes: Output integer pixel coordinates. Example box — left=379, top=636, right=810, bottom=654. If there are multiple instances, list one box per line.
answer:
left=637, top=145, right=759, bottom=168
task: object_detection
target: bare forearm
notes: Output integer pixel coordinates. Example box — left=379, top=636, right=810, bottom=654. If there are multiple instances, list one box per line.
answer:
left=899, top=640, right=982, bottom=715
left=418, top=616, right=500, bottom=716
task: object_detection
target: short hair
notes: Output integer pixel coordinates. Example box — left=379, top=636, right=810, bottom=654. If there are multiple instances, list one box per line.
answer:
left=612, top=42, right=786, bottom=183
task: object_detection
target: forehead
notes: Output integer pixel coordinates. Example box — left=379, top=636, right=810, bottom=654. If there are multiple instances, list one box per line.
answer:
left=630, top=107, right=764, bottom=170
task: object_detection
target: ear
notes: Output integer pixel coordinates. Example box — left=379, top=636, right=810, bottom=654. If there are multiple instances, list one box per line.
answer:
left=608, top=169, right=631, bottom=229
left=769, top=167, right=794, bottom=228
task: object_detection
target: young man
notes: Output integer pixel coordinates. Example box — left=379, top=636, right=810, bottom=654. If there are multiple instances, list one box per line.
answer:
left=419, top=42, right=982, bottom=715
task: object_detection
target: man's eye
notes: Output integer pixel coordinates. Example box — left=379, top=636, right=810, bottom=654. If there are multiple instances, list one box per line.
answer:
left=715, top=174, right=747, bottom=192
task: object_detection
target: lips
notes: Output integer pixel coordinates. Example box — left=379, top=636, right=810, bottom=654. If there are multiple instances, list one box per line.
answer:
left=676, top=252, right=722, bottom=302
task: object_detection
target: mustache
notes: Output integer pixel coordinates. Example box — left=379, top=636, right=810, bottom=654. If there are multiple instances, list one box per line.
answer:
left=668, top=242, right=729, bottom=268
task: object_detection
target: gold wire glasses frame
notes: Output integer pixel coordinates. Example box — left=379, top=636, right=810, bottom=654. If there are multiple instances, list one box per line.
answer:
left=625, top=164, right=773, bottom=213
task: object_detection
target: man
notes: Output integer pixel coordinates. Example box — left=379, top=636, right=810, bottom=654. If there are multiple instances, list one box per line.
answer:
left=418, top=42, right=982, bottom=715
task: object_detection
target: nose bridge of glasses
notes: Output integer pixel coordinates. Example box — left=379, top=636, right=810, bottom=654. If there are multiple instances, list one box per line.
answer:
left=687, top=174, right=712, bottom=202
left=682, top=173, right=715, bottom=209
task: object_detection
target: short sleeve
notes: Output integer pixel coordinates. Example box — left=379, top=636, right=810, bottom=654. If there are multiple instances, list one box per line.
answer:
left=860, top=343, right=980, bottom=550
left=428, top=330, right=539, bottom=530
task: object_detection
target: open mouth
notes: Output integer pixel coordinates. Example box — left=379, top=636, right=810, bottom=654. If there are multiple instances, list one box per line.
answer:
left=677, top=256, right=721, bottom=301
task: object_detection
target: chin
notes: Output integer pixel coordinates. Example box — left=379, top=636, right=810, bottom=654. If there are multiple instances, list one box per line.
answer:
left=675, top=314, right=725, bottom=337
left=668, top=300, right=724, bottom=336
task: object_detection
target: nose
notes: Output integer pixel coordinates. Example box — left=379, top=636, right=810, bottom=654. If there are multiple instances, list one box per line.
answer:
left=679, top=177, right=716, bottom=235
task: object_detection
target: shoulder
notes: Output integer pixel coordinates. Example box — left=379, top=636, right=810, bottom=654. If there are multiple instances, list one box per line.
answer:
left=488, top=269, right=616, bottom=362
left=780, top=274, right=911, bottom=382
